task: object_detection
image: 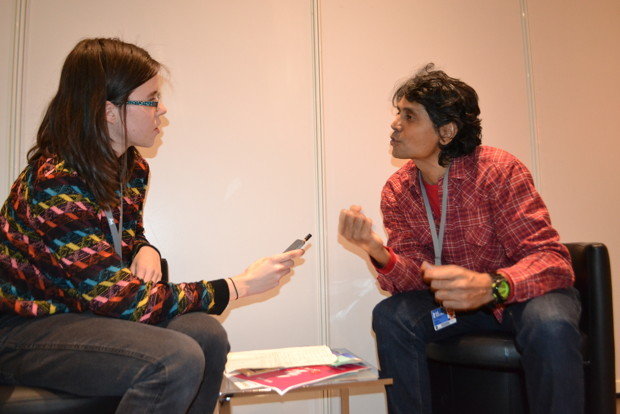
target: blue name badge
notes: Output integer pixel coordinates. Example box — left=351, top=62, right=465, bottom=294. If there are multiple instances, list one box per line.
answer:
left=431, top=307, right=457, bottom=331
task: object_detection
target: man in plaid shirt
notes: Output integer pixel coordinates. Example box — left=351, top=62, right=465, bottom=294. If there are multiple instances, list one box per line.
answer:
left=339, top=65, right=582, bottom=414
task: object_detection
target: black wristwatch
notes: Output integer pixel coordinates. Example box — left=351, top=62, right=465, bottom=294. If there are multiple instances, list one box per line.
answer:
left=490, top=273, right=510, bottom=304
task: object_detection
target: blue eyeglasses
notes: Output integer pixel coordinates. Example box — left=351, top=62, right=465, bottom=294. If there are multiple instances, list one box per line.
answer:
left=126, top=100, right=158, bottom=108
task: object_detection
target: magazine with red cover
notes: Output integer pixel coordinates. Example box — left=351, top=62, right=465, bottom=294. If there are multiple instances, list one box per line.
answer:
left=232, top=363, right=368, bottom=395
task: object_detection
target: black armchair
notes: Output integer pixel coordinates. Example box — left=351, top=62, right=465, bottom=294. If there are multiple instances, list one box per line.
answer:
left=426, top=243, right=615, bottom=414
left=0, top=259, right=169, bottom=414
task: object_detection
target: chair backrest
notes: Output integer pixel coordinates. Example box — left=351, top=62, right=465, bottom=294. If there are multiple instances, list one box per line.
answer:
left=563, top=242, right=615, bottom=414
left=161, top=258, right=169, bottom=282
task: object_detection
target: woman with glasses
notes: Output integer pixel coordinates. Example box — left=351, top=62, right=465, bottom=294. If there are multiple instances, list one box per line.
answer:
left=0, top=38, right=303, bottom=413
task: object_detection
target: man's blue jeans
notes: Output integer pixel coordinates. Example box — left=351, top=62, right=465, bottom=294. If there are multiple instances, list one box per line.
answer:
left=0, top=311, right=229, bottom=413
left=372, top=287, right=583, bottom=414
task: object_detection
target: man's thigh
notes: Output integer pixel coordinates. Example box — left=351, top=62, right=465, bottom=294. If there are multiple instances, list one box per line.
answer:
left=0, top=312, right=195, bottom=396
left=373, top=290, right=503, bottom=343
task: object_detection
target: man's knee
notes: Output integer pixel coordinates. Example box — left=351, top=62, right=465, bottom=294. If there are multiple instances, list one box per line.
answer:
left=372, top=296, right=395, bottom=330
left=515, top=289, right=582, bottom=355
left=372, top=295, right=406, bottom=334
left=372, top=291, right=433, bottom=339
left=522, top=314, right=581, bottom=350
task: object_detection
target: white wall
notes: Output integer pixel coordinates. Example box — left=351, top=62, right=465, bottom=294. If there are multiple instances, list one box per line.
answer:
left=527, top=0, right=620, bottom=392
left=1, top=0, right=619, bottom=412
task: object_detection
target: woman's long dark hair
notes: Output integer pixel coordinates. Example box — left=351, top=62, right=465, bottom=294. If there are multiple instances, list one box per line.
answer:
left=27, top=38, right=161, bottom=209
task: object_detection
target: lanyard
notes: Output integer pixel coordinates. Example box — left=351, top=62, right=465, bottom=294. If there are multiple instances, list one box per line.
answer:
left=104, top=201, right=123, bottom=260
left=418, top=165, right=450, bottom=266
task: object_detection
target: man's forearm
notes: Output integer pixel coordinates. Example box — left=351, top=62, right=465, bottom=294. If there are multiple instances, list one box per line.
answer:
left=368, top=244, right=391, bottom=268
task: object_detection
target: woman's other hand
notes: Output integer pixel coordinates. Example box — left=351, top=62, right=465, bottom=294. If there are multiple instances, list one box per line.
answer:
left=130, top=246, right=162, bottom=283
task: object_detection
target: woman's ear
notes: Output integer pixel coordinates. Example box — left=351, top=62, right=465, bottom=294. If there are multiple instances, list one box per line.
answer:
left=439, top=122, right=457, bottom=144
left=105, top=101, right=119, bottom=124
left=105, top=101, right=124, bottom=154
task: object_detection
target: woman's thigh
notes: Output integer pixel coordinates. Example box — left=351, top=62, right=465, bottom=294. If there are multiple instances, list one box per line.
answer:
left=160, top=312, right=229, bottom=357
left=0, top=312, right=204, bottom=397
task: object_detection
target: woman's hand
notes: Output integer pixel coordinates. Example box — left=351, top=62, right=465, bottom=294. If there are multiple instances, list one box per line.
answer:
left=229, top=249, right=304, bottom=300
left=130, top=246, right=162, bottom=283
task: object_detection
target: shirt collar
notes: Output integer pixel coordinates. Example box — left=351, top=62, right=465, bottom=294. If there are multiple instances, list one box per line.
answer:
left=407, top=149, right=477, bottom=194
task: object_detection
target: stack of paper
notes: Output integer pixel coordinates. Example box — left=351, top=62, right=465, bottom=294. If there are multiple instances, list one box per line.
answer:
left=225, top=346, right=368, bottom=395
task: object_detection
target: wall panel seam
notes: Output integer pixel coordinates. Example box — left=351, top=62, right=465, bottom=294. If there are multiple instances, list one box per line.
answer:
left=312, top=0, right=329, bottom=346
left=9, top=0, right=27, bottom=183
left=518, top=0, right=541, bottom=191
left=311, top=0, right=331, bottom=412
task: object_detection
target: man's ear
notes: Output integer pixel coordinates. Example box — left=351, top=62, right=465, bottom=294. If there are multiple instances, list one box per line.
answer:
left=439, top=122, right=457, bottom=144
left=105, top=101, right=119, bottom=124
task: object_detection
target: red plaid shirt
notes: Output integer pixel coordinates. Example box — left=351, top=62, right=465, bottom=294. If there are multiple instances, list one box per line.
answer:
left=375, top=146, right=574, bottom=320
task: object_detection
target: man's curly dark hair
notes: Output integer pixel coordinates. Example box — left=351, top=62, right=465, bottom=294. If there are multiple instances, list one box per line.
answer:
left=392, top=64, right=482, bottom=166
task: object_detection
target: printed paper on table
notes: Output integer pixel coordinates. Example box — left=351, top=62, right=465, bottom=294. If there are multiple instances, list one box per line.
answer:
left=230, top=363, right=368, bottom=395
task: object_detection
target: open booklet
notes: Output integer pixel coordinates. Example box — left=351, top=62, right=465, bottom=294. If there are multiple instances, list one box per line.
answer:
left=225, top=345, right=338, bottom=374
left=225, top=346, right=368, bottom=396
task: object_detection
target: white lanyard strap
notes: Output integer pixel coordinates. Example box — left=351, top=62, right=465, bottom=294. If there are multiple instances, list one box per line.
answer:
left=418, top=165, right=450, bottom=266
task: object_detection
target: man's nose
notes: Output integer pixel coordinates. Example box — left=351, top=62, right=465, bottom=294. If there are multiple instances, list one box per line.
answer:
left=391, top=116, right=401, bottom=131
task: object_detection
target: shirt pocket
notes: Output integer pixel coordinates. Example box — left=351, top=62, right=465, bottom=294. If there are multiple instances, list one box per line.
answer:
left=464, top=223, right=494, bottom=247
left=464, top=224, right=504, bottom=268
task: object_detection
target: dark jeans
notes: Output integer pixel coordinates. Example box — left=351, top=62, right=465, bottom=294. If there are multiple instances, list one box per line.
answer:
left=0, top=311, right=229, bottom=414
left=372, top=288, right=583, bottom=414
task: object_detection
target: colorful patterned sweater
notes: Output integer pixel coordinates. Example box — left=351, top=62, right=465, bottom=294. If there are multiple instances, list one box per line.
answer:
left=0, top=151, right=228, bottom=324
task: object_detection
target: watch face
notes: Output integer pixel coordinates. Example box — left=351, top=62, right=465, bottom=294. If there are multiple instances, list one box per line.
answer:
left=497, top=280, right=510, bottom=299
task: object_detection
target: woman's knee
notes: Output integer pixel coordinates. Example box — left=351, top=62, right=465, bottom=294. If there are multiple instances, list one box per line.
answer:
left=159, top=332, right=206, bottom=384
left=201, top=315, right=230, bottom=355
left=124, top=333, right=205, bottom=409
left=172, top=313, right=229, bottom=352
left=165, top=313, right=230, bottom=374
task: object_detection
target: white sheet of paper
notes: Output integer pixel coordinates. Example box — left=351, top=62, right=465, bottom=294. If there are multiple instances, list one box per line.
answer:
left=225, top=345, right=337, bottom=374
